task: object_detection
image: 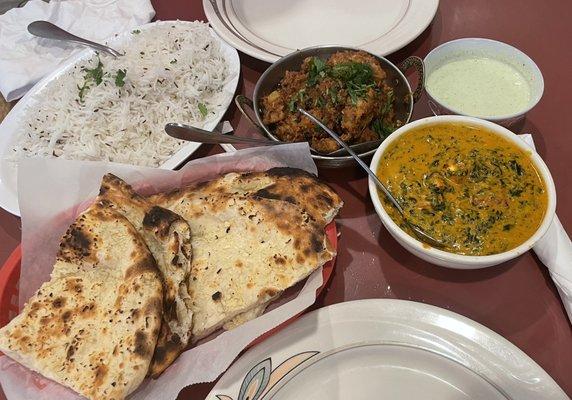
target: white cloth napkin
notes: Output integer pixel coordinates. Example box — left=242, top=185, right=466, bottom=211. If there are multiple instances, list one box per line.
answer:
left=0, top=0, right=155, bottom=101
left=519, top=134, right=572, bottom=324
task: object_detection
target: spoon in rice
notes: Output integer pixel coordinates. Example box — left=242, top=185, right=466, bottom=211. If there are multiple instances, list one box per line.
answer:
left=298, top=108, right=445, bottom=248
left=27, top=21, right=123, bottom=58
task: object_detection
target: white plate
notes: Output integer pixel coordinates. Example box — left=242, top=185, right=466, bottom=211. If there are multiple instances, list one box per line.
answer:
left=208, top=299, right=567, bottom=400
left=0, top=20, right=240, bottom=216
left=204, top=0, right=439, bottom=63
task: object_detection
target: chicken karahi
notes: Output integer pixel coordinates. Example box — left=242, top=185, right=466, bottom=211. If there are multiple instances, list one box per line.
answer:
left=261, top=50, right=401, bottom=153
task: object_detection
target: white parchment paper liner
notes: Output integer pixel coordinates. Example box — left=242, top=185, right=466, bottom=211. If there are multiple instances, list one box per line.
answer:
left=0, top=143, right=326, bottom=399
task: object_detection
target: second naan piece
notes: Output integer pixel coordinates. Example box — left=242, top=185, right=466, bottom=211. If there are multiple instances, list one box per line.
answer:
left=97, top=174, right=193, bottom=377
left=153, top=168, right=341, bottom=340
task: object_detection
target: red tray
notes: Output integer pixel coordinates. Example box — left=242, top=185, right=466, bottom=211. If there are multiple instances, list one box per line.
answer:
left=0, top=245, right=21, bottom=328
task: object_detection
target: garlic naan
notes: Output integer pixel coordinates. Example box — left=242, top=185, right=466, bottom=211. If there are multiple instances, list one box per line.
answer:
left=96, top=174, right=193, bottom=377
left=152, top=167, right=342, bottom=339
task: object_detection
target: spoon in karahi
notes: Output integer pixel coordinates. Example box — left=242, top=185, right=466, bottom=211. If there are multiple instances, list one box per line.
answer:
left=165, top=122, right=382, bottom=156
left=298, top=107, right=444, bottom=248
left=27, top=21, right=123, bottom=58
left=165, top=123, right=284, bottom=146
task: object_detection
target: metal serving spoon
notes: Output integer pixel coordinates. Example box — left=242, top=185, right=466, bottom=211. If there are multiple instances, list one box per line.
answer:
left=27, top=21, right=123, bottom=58
left=298, top=108, right=444, bottom=248
left=165, top=123, right=382, bottom=156
left=165, top=123, right=284, bottom=146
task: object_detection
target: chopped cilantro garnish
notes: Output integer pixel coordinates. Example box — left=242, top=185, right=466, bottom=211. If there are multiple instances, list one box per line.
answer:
left=371, top=118, right=395, bottom=140
left=307, top=57, right=327, bottom=86
left=77, top=82, right=90, bottom=102
left=198, top=103, right=208, bottom=117
left=83, top=58, right=104, bottom=86
left=115, top=69, right=127, bottom=87
left=132, top=29, right=141, bottom=34
left=77, top=57, right=104, bottom=100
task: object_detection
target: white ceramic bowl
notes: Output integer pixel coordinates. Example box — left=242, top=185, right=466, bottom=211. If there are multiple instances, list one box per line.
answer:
left=424, top=38, right=544, bottom=126
left=368, top=115, right=556, bottom=269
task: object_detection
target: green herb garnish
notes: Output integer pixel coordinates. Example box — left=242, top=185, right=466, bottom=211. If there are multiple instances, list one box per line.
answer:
left=132, top=29, right=141, bottom=34
left=198, top=103, right=208, bottom=117
left=381, top=90, right=394, bottom=116
left=77, top=58, right=105, bottom=101
left=371, top=118, right=395, bottom=140
left=170, top=59, right=178, bottom=64
left=330, top=61, right=373, bottom=83
left=326, top=86, right=339, bottom=105
left=288, top=89, right=306, bottom=113
left=307, top=57, right=327, bottom=86
left=330, top=61, right=376, bottom=104
left=77, top=82, right=90, bottom=102
left=114, top=69, right=127, bottom=87
left=83, top=58, right=104, bottom=86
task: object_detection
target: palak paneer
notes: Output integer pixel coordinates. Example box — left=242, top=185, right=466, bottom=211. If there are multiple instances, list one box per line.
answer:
left=377, top=123, right=547, bottom=256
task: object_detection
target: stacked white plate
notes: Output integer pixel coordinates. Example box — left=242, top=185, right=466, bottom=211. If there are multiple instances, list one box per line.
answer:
left=204, top=0, right=440, bottom=62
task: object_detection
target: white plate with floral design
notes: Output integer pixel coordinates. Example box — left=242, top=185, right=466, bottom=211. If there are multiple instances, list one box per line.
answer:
left=207, top=299, right=567, bottom=400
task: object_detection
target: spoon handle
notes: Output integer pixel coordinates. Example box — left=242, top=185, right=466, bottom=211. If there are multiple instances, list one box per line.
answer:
left=298, top=108, right=405, bottom=214
left=27, top=21, right=122, bottom=58
left=165, top=123, right=283, bottom=146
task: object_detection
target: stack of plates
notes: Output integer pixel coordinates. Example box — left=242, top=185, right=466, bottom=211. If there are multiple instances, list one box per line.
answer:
left=204, top=0, right=440, bottom=62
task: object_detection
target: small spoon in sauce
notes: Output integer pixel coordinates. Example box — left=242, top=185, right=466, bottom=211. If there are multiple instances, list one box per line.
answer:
left=298, top=108, right=444, bottom=248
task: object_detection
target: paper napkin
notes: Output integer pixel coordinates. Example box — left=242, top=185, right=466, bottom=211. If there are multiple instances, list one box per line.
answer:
left=0, top=0, right=155, bottom=101
left=519, top=134, right=572, bottom=324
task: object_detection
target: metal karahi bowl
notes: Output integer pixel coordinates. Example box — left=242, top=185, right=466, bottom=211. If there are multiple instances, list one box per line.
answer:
left=236, top=45, right=424, bottom=168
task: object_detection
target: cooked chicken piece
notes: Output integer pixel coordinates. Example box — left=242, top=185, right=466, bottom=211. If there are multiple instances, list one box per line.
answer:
left=311, top=137, right=339, bottom=154
left=341, top=88, right=378, bottom=134
left=261, top=90, right=286, bottom=124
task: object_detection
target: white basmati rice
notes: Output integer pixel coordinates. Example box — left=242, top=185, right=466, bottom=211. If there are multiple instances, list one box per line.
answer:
left=11, top=21, right=232, bottom=167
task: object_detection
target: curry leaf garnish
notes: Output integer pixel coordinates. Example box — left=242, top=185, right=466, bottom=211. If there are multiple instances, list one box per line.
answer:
left=114, top=69, right=127, bottom=87
left=198, top=103, right=208, bottom=117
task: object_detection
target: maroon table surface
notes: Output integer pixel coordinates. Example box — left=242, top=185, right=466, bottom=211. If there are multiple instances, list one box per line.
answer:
left=1, top=0, right=571, bottom=398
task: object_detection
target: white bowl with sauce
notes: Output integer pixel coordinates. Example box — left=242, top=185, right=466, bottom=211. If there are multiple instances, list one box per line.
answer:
left=424, top=38, right=544, bottom=126
left=369, top=115, right=556, bottom=269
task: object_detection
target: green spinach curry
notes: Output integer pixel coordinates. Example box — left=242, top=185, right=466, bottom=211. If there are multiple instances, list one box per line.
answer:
left=377, top=123, right=547, bottom=256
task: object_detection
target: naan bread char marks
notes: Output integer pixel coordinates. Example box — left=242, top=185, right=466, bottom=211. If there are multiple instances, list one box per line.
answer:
left=0, top=204, right=163, bottom=400
left=154, top=167, right=343, bottom=226
left=153, top=168, right=341, bottom=340
left=96, top=174, right=193, bottom=378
